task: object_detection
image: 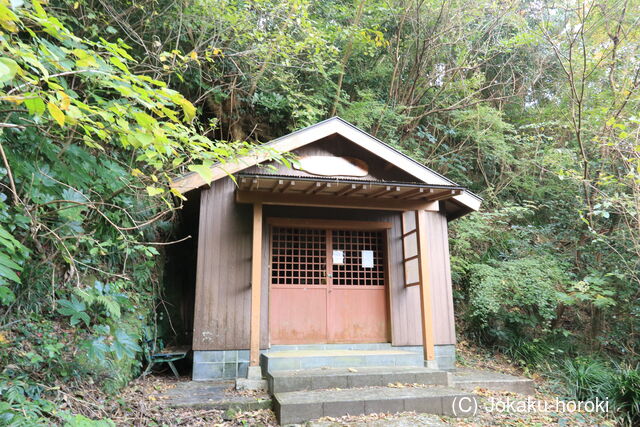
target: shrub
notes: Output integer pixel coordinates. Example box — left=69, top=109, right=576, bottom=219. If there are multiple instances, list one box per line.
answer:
left=502, top=336, right=564, bottom=369
left=467, top=255, right=570, bottom=337
left=561, top=359, right=640, bottom=425
left=606, top=365, right=640, bottom=426
left=562, top=357, right=612, bottom=402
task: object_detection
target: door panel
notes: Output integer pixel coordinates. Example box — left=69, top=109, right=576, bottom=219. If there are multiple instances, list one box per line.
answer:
left=269, top=225, right=388, bottom=345
left=270, top=227, right=327, bottom=344
left=270, top=287, right=327, bottom=344
left=328, top=229, right=388, bottom=343
left=328, top=288, right=388, bottom=342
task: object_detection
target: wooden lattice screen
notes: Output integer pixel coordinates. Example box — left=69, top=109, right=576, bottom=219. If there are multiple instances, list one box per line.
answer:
left=332, top=230, right=385, bottom=286
left=271, top=227, right=326, bottom=285
left=401, top=211, right=420, bottom=287
left=270, top=227, right=385, bottom=287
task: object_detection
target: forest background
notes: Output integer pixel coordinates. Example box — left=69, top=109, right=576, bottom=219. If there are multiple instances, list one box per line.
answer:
left=0, top=0, right=638, bottom=424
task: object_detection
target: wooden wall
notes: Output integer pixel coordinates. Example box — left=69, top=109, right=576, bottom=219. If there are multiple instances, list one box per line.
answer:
left=424, top=210, right=456, bottom=345
left=392, top=210, right=457, bottom=346
left=192, top=177, right=270, bottom=350
left=192, top=178, right=456, bottom=350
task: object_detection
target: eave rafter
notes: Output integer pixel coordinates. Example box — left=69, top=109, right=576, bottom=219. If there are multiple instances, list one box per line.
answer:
left=238, top=174, right=464, bottom=211
left=171, top=117, right=482, bottom=214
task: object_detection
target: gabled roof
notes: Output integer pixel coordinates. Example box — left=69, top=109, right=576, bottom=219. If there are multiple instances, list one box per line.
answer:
left=171, top=117, right=482, bottom=212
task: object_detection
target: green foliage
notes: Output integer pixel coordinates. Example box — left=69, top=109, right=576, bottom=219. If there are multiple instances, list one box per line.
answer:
left=0, top=375, right=116, bottom=426
left=75, top=281, right=129, bottom=320
left=0, top=377, right=57, bottom=426
left=0, top=0, right=638, bottom=423
left=467, top=255, right=569, bottom=333
left=62, top=414, right=115, bottom=427
left=562, top=358, right=612, bottom=402
left=0, top=1, right=292, bottom=423
left=607, top=366, right=640, bottom=426
left=561, top=360, right=640, bottom=426
left=560, top=273, right=618, bottom=310
left=57, top=296, right=90, bottom=327
left=502, top=336, right=565, bottom=371
left=0, top=207, right=28, bottom=304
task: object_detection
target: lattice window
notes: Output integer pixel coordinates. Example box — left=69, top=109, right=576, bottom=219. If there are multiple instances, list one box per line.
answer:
left=401, top=211, right=420, bottom=287
left=332, top=230, right=385, bottom=286
left=271, top=227, right=326, bottom=285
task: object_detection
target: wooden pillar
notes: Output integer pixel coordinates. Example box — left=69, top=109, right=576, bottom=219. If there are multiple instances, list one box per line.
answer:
left=415, top=210, right=435, bottom=362
left=249, top=203, right=263, bottom=366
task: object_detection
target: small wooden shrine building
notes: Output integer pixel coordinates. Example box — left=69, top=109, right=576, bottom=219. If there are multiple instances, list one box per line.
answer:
left=171, top=117, right=481, bottom=379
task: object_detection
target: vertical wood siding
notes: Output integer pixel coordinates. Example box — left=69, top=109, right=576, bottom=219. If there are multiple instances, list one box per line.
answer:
left=193, top=189, right=456, bottom=350
left=192, top=177, right=256, bottom=350
left=426, top=210, right=456, bottom=345
left=378, top=209, right=456, bottom=346
left=388, top=212, right=421, bottom=346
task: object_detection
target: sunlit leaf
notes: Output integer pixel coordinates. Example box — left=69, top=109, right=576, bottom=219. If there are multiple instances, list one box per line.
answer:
left=188, top=164, right=213, bottom=184
left=0, top=57, right=19, bottom=83
left=146, top=186, right=164, bottom=196
left=47, top=102, right=65, bottom=126
left=24, top=96, right=46, bottom=115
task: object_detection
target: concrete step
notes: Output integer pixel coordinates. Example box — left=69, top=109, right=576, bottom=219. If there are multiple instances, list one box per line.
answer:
left=453, top=368, right=536, bottom=395
left=261, top=349, right=423, bottom=374
left=269, top=343, right=393, bottom=351
left=268, top=366, right=450, bottom=394
left=273, top=385, right=475, bottom=425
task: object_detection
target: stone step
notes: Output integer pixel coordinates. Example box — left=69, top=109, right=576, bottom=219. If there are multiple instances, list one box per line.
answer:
left=269, top=343, right=393, bottom=351
left=453, top=368, right=536, bottom=395
left=261, top=349, right=423, bottom=374
left=268, top=366, right=450, bottom=394
left=273, top=385, right=475, bottom=425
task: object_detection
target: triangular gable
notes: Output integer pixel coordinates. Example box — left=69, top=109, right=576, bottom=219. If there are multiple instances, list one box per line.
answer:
left=242, top=134, right=420, bottom=183
left=171, top=117, right=481, bottom=212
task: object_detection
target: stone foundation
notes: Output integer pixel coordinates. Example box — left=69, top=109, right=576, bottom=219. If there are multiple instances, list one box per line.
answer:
left=192, top=344, right=457, bottom=380
left=395, top=344, right=456, bottom=371
left=192, top=350, right=250, bottom=380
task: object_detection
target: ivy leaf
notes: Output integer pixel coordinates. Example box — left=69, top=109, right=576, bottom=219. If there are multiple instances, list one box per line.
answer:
left=170, top=188, right=187, bottom=201
left=47, top=102, right=65, bottom=126
left=146, top=186, right=164, bottom=196
left=58, top=91, right=71, bottom=110
left=180, top=99, right=196, bottom=122
left=0, top=3, right=19, bottom=33
left=72, top=48, right=98, bottom=68
left=109, top=56, right=129, bottom=73
left=133, top=112, right=157, bottom=129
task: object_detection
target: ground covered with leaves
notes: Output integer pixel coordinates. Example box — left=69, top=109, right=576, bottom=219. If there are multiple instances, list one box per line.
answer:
left=103, top=344, right=613, bottom=427
left=105, top=375, right=276, bottom=426
left=113, top=375, right=611, bottom=426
